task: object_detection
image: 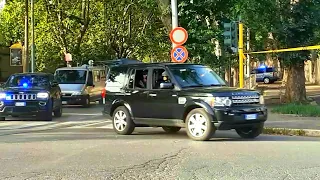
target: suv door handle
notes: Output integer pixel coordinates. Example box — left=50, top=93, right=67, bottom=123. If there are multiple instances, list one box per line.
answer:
left=149, top=93, right=157, bottom=97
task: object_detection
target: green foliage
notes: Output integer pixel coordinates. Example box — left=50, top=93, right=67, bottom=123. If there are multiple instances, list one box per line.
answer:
left=271, top=103, right=320, bottom=117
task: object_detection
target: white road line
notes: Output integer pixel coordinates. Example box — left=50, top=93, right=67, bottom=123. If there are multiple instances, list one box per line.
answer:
left=0, top=122, right=56, bottom=130
left=97, top=124, right=113, bottom=129
left=63, top=113, right=103, bottom=116
left=67, top=121, right=110, bottom=128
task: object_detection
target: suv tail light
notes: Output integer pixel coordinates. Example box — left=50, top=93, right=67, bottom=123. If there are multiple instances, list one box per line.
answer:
left=101, top=89, right=106, bottom=98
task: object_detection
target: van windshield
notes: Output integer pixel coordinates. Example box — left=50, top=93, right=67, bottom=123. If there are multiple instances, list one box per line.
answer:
left=55, top=70, right=87, bottom=84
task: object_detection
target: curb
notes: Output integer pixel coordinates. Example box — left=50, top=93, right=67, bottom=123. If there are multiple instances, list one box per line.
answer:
left=263, top=127, right=320, bottom=137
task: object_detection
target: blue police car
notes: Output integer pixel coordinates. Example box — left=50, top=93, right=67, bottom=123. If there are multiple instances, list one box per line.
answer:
left=0, top=73, right=63, bottom=121
left=251, top=66, right=279, bottom=84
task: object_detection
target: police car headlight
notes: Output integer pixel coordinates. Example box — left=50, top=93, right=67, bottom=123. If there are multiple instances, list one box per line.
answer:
left=0, top=93, right=6, bottom=99
left=205, top=97, right=232, bottom=107
left=37, top=92, right=49, bottom=99
left=259, top=95, right=265, bottom=105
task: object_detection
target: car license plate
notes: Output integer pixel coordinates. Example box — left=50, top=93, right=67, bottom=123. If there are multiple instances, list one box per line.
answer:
left=15, top=102, right=26, bottom=107
left=62, top=101, right=67, bottom=105
left=245, top=114, right=257, bottom=120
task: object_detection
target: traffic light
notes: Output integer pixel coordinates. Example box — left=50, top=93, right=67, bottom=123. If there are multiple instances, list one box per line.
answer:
left=223, top=22, right=238, bottom=53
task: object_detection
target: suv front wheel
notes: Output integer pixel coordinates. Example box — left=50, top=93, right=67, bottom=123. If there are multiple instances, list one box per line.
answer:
left=162, top=126, right=181, bottom=133
left=112, top=106, right=135, bottom=135
left=185, top=108, right=216, bottom=141
left=235, top=125, right=264, bottom=139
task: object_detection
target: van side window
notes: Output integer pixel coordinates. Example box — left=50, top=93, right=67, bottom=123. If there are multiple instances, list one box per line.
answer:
left=106, top=67, right=127, bottom=92
left=93, top=70, right=101, bottom=82
left=88, top=71, right=94, bottom=85
left=100, top=70, right=106, bottom=82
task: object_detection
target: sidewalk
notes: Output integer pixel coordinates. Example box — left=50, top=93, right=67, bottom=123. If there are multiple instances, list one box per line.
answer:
left=264, top=112, right=320, bottom=137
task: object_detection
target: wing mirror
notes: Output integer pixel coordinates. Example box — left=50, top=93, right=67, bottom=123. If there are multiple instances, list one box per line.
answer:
left=160, top=82, right=174, bottom=89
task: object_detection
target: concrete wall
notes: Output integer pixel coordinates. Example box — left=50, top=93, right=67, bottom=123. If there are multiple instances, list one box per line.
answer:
left=0, top=46, right=23, bottom=82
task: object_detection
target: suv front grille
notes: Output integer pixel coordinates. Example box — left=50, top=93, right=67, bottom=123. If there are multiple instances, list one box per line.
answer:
left=6, top=94, right=37, bottom=101
left=232, top=95, right=260, bottom=105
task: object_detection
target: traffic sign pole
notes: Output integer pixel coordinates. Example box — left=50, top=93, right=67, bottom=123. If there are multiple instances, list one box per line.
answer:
left=238, top=22, right=244, bottom=88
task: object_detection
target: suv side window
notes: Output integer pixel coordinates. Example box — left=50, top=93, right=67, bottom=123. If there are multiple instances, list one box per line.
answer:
left=106, top=66, right=128, bottom=92
left=88, top=71, right=94, bottom=85
left=152, top=68, right=171, bottom=89
left=131, top=69, right=148, bottom=89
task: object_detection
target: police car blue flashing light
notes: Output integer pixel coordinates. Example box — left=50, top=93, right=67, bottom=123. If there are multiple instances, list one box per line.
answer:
left=258, top=65, right=266, bottom=69
left=23, top=83, right=28, bottom=88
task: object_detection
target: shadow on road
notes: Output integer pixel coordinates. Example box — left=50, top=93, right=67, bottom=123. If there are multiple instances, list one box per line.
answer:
left=1, top=128, right=319, bottom=143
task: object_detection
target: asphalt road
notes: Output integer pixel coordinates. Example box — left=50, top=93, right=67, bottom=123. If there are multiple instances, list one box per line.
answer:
left=1, top=104, right=320, bottom=180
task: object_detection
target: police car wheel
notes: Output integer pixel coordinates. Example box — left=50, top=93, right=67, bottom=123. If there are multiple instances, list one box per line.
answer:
left=263, top=78, right=270, bottom=84
left=112, top=106, right=135, bottom=135
left=185, top=108, right=216, bottom=141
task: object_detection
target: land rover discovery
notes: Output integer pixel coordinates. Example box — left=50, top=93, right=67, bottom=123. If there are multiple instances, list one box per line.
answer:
left=102, top=63, right=268, bottom=141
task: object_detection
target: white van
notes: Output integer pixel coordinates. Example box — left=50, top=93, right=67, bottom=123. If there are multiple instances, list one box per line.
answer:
left=54, top=65, right=106, bottom=107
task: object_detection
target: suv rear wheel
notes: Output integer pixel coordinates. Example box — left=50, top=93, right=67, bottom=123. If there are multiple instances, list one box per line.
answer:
left=185, top=108, right=215, bottom=141
left=112, top=106, right=135, bottom=135
left=162, top=126, right=181, bottom=133
left=235, top=124, right=264, bottom=139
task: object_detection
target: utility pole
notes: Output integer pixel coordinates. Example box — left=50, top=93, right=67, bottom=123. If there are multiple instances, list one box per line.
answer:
left=23, top=0, right=29, bottom=73
left=246, top=28, right=250, bottom=78
left=171, top=0, right=178, bottom=48
left=238, top=21, right=244, bottom=88
left=30, top=0, right=35, bottom=72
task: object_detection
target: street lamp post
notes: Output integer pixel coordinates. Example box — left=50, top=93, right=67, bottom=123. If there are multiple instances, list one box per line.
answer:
left=171, top=0, right=178, bottom=48
left=24, top=0, right=29, bottom=73
left=30, top=0, right=35, bottom=72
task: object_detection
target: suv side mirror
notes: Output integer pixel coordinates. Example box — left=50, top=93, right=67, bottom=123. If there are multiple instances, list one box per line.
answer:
left=160, top=82, right=174, bottom=89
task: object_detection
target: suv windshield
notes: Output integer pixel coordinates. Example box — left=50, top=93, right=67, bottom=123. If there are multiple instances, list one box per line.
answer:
left=6, top=74, right=50, bottom=88
left=55, top=70, right=87, bottom=84
left=169, top=66, right=227, bottom=88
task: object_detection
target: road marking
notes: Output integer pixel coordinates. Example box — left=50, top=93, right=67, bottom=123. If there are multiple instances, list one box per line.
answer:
left=63, top=113, right=103, bottom=116
left=97, top=124, right=113, bottom=129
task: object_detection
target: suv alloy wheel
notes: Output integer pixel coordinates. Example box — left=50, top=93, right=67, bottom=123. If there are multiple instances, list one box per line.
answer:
left=185, top=108, right=216, bottom=141
left=112, top=106, right=135, bottom=135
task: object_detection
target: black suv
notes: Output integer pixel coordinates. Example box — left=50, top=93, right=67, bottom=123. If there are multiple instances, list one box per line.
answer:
left=0, top=73, right=63, bottom=121
left=102, top=63, right=268, bottom=141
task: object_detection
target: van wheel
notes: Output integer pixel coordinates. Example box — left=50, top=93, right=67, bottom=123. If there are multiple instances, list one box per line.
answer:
left=112, top=106, right=135, bottom=135
left=263, top=77, right=270, bottom=84
left=162, top=126, right=181, bottom=133
left=83, top=96, right=90, bottom=108
left=185, top=108, right=215, bottom=141
left=53, top=104, right=63, bottom=117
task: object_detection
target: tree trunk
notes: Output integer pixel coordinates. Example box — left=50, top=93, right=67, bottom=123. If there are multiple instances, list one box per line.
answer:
left=284, top=61, right=307, bottom=103
left=313, top=51, right=320, bottom=85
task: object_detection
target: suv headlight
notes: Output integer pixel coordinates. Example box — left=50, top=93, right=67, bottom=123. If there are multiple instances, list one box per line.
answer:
left=205, top=97, right=232, bottom=107
left=37, top=92, right=49, bottom=99
left=72, top=91, right=82, bottom=96
left=0, top=93, right=6, bottom=99
left=259, top=95, right=265, bottom=104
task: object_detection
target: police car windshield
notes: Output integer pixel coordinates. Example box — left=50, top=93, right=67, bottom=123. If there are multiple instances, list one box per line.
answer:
left=7, top=74, right=50, bottom=88
left=55, top=70, right=87, bottom=84
left=169, top=66, right=227, bottom=88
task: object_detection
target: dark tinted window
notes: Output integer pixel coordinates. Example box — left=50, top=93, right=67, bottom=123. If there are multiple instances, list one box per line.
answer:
left=6, top=74, right=50, bottom=88
left=169, top=66, right=226, bottom=88
left=266, top=68, right=275, bottom=72
left=106, top=66, right=128, bottom=92
left=55, top=70, right=87, bottom=84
